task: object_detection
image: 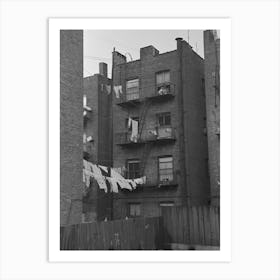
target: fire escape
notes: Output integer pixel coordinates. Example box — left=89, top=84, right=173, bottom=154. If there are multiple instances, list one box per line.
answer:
left=115, top=67, right=177, bottom=187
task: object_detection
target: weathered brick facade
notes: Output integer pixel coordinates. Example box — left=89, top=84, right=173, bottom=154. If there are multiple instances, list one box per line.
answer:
left=111, top=39, right=210, bottom=219
left=60, top=30, right=83, bottom=225
left=204, top=30, right=220, bottom=206
left=83, top=63, right=112, bottom=221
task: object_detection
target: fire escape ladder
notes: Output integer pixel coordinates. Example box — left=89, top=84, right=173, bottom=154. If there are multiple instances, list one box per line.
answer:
left=140, top=142, right=154, bottom=177
left=138, top=98, right=151, bottom=141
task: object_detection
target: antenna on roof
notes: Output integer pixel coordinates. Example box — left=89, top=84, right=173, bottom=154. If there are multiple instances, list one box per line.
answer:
left=125, top=52, right=133, bottom=61
left=187, top=30, right=190, bottom=43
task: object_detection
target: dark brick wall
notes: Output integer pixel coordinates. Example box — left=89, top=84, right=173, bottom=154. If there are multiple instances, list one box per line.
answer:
left=204, top=30, right=220, bottom=206
left=60, top=30, right=83, bottom=225
left=181, top=40, right=211, bottom=205
left=83, top=70, right=112, bottom=221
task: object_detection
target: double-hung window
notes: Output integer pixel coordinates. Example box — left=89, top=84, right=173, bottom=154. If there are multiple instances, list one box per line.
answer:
left=158, top=156, right=173, bottom=182
left=157, top=113, right=172, bottom=138
left=158, top=112, right=171, bottom=127
left=126, top=79, right=139, bottom=101
left=127, top=159, right=140, bottom=179
left=156, top=71, right=171, bottom=96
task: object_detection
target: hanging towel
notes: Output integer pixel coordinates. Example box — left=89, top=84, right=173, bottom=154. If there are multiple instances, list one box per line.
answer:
left=117, top=179, right=132, bottom=190
left=130, top=119, right=138, bottom=143
left=99, top=165, right=108, bottom=174
left=94, top=175, right=108, bottom=193
left=83, top=161, right=108, bottom=192
left=105, top=85, right=111, bottom=94
left=113, top=85, right=122, bottom=98
left=128, top=117, right=132, bottom=129
left=106, top=177, right=119, bottom=193
left=127, top=179, right=137, bottom=189
left=134, top=176, right=147, bottom=185
left=84, top=169, right=92, bottom=188
left=112, top=167, right=122, bottom=176
left=111, top=168, right=125, bottom=180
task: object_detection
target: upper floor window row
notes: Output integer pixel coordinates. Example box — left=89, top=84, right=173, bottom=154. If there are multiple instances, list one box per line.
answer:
left=125, top=71, right=171, bottom=91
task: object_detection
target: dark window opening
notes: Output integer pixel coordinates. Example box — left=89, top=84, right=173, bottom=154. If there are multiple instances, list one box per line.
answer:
left=127, top=159, right=140, bottom=179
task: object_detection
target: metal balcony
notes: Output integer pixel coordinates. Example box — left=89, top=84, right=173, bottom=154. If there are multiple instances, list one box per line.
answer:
left=146, top=83, right=175, bottom=101
left=115, top=131, right=145, bottom=146
left=116, top=91, right=141, bottom=108
left=146, top=127, right=176, bottom=143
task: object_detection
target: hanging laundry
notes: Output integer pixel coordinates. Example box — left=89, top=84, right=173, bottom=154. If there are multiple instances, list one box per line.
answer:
left=105, top=85, right=111, bottom=94
left=128, top=117, right=132, bottom=129
left=106, top=177, right=119, bottom=193
left=94, top=175, right=108, bottom=193
left=99, top=165, right=108, bottom=174
left=111, top=168, right=132, bottom=190
left=118, top=179, right=132, bottom=190
left=113, top=85, right=122, bottom=98
left=83, top=169, right=92, bottom=188
left=112, top=167, right=122, bottom=176
left=134, top=176, right=147, bottom=185
left=127, top=179, right=137, bottom=189
left=111, top=168, right=124, bottom=180
left=130, top=119, right=138, bottom=143
left=98, top=165, right=110, bottom=177
left=83, top=160, right=108, bottom=192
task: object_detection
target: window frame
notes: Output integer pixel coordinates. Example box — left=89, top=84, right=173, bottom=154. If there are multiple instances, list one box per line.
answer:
left=157, top=112, right=171, bottom=127
left=158, top=155, right=174, bottom=183
left=126, top=159, right=141, bottom=179
left=128, top=203, right=141, bottom=217
left=126, top=78, right=140, bottom=100
left=156, top=70, right=171, bottom=86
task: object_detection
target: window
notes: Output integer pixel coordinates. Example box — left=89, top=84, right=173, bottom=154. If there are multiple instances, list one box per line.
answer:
left=156, top=71, right=170, bottom=85
left=158, top=112, right=171, bottom=127
left=126, top=79, right=139, bottom=100
left=129, top=203, right=141, bottom=217
left=156, top=71, right=171, bottom=95
left=127, top=159, right=140, bottom=179
left=158, top=156, right=173, bottom=182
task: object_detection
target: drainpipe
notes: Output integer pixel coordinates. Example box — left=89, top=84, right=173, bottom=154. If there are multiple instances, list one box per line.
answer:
left=176, top=37, right=189, bottom=206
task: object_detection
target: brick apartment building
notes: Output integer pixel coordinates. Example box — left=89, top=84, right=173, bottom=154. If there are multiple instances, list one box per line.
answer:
left=83, top=63, right=113, bottom=221
left=204, top=30, right=220, bottom=206
left=60, top=30, right=83, bottom=226
left=111, top=38, right=211, bottom=219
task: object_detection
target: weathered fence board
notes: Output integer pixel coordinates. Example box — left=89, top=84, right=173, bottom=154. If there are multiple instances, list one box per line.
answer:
left=60, top=206, right=220, bottom=250
left=161, top=206, right=220, bottom=247
left=61, top=217, right=163, bottom=250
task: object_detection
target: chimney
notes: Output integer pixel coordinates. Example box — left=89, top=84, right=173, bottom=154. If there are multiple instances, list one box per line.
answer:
left=176, top=37, right=183, bottom=49
left=99, top=62, right=108, bottom=77
left=140, top=45, right=159, bottom=60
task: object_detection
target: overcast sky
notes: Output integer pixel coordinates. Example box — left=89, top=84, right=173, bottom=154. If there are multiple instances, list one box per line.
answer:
left=83, top=30, right=207, bottom=78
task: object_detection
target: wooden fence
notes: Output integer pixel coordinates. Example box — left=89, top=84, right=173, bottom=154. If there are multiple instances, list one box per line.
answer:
left=60, top=206, right=220, bottom=250
left=161, top=206, right=220, bottom=247
left=60, top=217, right=163, bottom=250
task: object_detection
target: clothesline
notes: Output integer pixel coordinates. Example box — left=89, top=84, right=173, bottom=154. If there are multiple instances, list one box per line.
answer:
left=83, top=160, right=146, bottom=194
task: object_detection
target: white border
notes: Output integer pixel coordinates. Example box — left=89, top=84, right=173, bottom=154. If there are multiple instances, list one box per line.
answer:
left=49, top=18, right=231, bottom=262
